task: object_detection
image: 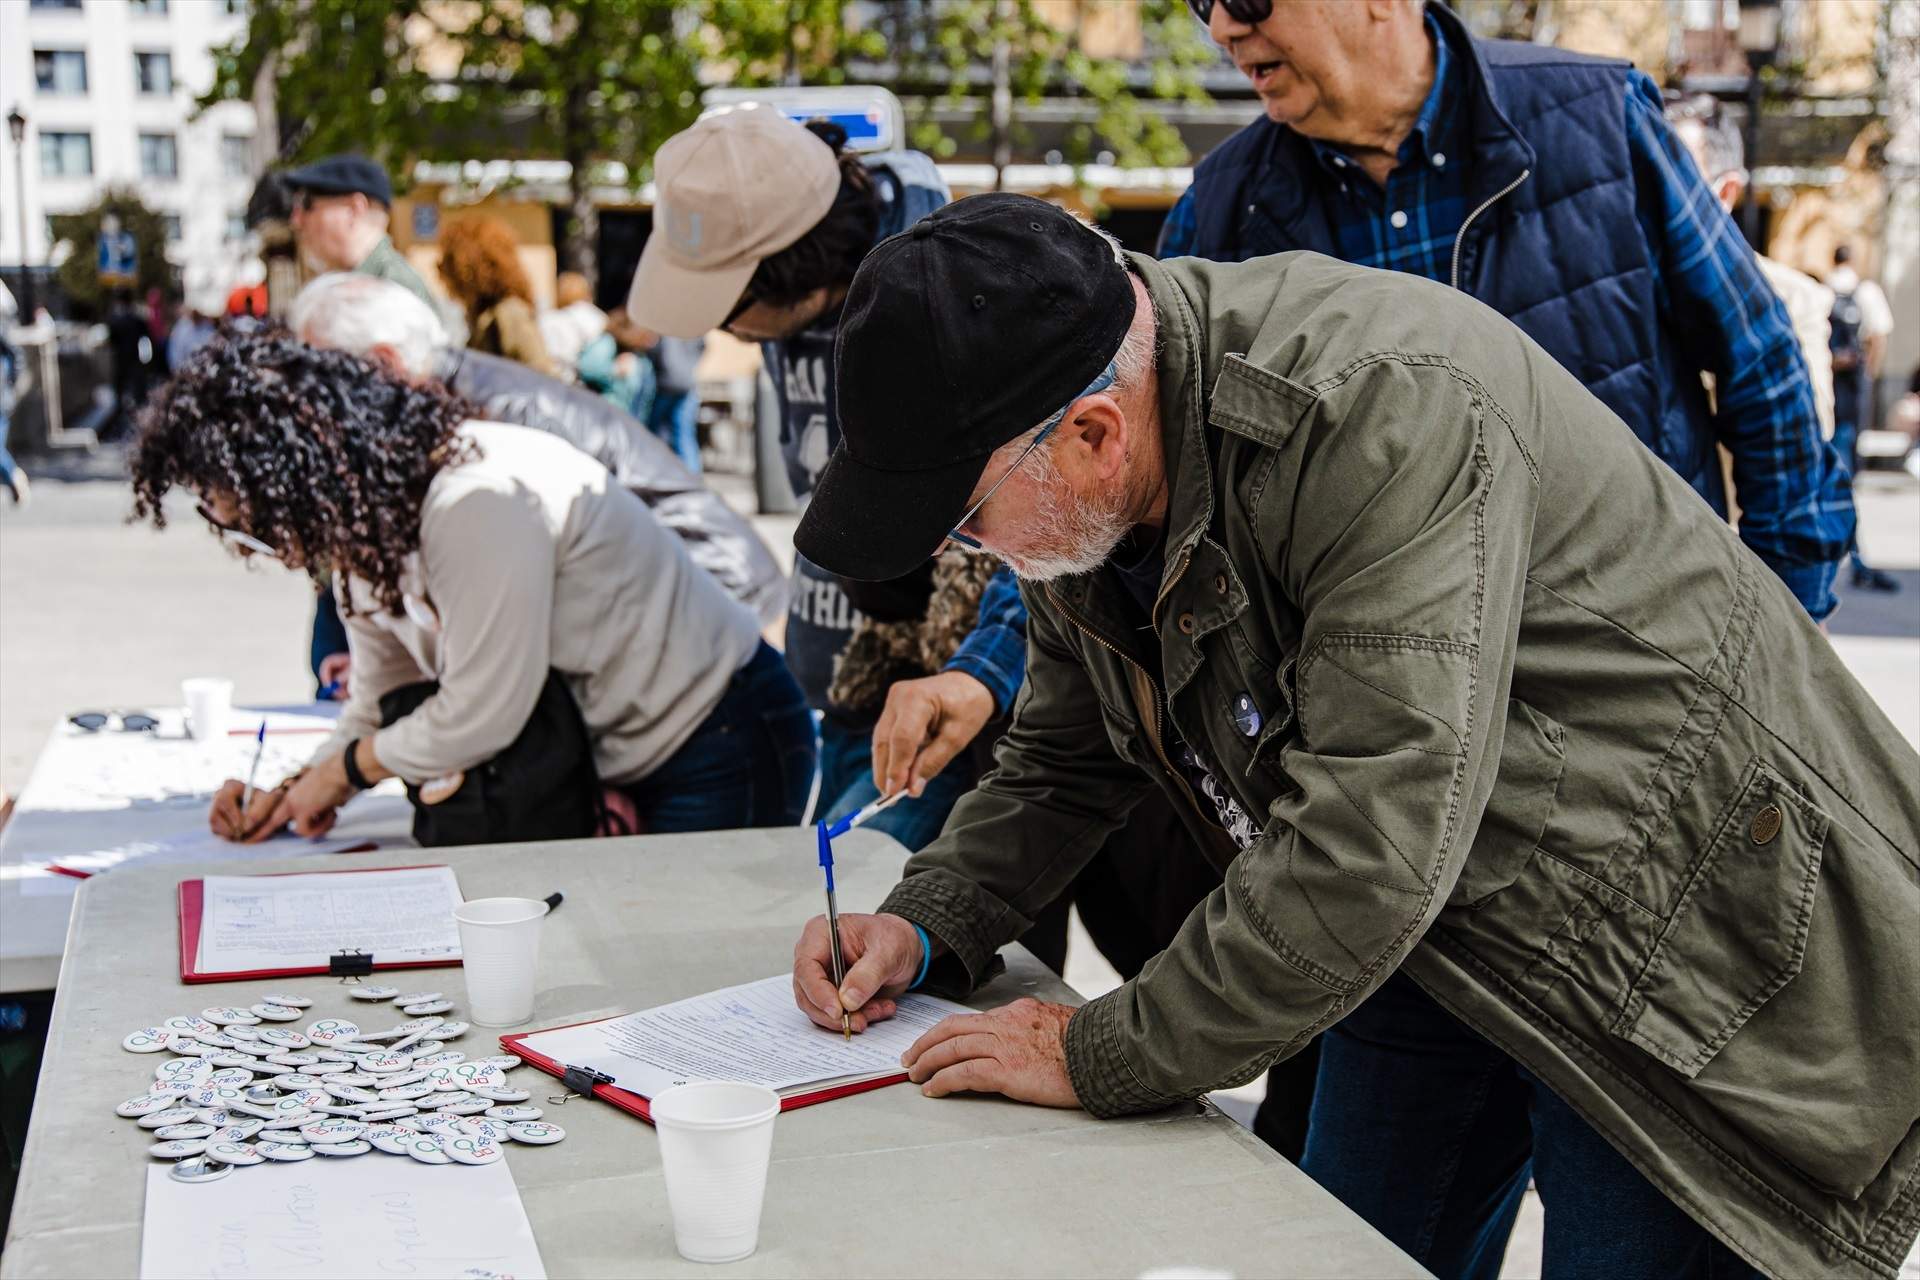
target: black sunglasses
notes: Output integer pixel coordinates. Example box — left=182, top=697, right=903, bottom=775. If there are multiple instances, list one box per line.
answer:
left=70, top=712, right=160, bottom=733
left=1184, top=0, right=1273, bottom=24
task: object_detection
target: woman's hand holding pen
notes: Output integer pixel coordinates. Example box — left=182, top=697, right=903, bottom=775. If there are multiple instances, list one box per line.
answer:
left=791, top=911, right=921, bottom=1034
left=208, top=776, right=294, bottom=843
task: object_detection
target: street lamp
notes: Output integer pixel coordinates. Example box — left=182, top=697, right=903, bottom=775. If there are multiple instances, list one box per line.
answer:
left=1736, top=0, right=1782, bottom=247
left=7, top=104, right=34, bottom=319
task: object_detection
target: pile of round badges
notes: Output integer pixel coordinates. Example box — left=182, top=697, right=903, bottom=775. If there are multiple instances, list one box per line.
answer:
left=117, top=989, right=565, bottom=1184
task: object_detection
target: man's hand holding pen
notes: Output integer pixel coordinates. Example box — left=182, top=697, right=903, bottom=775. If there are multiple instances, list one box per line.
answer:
left=790, top=910, right=1082, bottom=1110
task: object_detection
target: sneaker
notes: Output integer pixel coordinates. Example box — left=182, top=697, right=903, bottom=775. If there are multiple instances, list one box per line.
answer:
left=1851, top=563, right=1901, bottom=593
left=2, top=466, right=26, bottom=507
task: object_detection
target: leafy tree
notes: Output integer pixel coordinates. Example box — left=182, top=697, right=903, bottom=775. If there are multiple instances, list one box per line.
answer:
left=48, top=189, right=175, bottom=319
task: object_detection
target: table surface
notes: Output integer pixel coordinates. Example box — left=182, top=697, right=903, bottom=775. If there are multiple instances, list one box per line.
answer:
left=0, top=704, right=414, bottom=993
left=0, top=827, right=1425, bottom=1279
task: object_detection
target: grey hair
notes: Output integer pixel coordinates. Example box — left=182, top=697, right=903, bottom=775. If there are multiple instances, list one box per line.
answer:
left=287, top=272, right=448, bottom=378
left=1668, top=94, right=1744, bottom=183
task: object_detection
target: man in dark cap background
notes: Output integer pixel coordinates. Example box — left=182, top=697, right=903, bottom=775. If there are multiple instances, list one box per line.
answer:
left=784, top=192, right=1920, bottom=1280
left=282, top=154, right=441, bottom=318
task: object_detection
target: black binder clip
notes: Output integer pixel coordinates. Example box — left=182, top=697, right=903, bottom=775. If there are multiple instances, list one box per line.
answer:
left=328, top=949, right=374, bottom=982
left=550, top=1064, right=614, bottom=1106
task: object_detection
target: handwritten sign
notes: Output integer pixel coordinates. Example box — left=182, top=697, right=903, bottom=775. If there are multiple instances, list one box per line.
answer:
left=140, top=1156, right=546, bottom=1278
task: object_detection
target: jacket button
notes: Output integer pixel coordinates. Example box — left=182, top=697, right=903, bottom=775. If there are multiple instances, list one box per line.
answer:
left=1178, top=613, right=1196, bottom=636
left=1213, top=573, right=1229, bottom=595
left=1749, top=804, right=1783, bottom=845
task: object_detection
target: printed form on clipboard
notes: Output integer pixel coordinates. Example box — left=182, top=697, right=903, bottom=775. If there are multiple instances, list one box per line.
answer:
left=177, top=864, right=464, bottom=982
left=504, top=974, right=975, bottom=1121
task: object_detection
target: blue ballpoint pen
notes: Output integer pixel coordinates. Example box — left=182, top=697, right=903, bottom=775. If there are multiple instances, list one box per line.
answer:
left=239, top=719, right=268, bottom=829
left=817, top=791, right=908, bottom=1041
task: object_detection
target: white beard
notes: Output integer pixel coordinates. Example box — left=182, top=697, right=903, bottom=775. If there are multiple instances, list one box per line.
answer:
left=996, top=452, right=1133, bottom=582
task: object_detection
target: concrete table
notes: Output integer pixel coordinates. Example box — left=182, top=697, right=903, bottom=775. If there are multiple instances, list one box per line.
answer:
left=0, top=703, right=413, bottom=993
left=1, top=828, right=1423, bottom=1279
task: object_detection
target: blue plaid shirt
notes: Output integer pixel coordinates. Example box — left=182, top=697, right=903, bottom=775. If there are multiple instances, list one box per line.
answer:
left=944, top=565, right=1027, bottom=716
left=1160, top=23, right=1848, bottom=618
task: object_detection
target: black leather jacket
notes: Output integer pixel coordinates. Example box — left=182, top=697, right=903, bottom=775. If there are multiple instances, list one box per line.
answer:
left=434, top=348, right=786, bottom=626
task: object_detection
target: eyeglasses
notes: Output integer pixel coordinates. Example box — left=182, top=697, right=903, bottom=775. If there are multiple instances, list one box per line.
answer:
left=1183, top=0, right=1273, bottom=24
left=947, top=359, right=1118, bottom=551
left=197, top=502, right=278, bottom=558
left=70, top=712, right=160, bottom=733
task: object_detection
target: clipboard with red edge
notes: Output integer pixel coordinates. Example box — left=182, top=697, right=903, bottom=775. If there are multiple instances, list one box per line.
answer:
left=177, top=863, right=465, bottom=984
left=500, top=1016, right=910, bottom=1126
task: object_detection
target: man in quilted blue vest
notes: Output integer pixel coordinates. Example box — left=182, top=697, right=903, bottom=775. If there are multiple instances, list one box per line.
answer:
left=1159, top=2, right=1855, bottom=1275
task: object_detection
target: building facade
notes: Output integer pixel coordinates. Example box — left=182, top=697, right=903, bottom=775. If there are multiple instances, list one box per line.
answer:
left=1, top=0, right=264, bottom=310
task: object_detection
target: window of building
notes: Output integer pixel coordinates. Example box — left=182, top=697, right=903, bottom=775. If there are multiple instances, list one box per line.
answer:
left=134, top=50, right=173, bottom=95
left=28, top=0, right=84, bottom=10
left=139, top=132, right=179, bottom=180
left=38, top=131, right=92, bottom=178
left=128, top=0, right=168, bottom=13
left=221, top=133, right=253, bottom=179
left=161, top=214, right=183, bottom=242
left=222, top=0, right=248, bottom=13
left=225, top=212, right=250, bottom=241
left=32, top=48, right=88, bottom=93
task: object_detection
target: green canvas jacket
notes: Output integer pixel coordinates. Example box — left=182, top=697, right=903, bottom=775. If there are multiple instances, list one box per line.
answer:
left=881, top=251, right=1920, bottom=1279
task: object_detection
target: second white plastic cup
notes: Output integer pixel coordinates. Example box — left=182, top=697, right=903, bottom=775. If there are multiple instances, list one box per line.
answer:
left=182, top=677, right=233, bottom=742
left=651, top=1081, right=781, bottom=1264
left=452, top=896, right=550, bottom=1026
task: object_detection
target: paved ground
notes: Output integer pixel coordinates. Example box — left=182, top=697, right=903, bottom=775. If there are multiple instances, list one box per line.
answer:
left=2, top=451, right=1915, bottom=1276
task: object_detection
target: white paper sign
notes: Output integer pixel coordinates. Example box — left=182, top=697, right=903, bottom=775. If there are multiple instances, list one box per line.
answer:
left=140, top=1156, right=546, bottom=1279
left=194, top=866, right=462, bottom=976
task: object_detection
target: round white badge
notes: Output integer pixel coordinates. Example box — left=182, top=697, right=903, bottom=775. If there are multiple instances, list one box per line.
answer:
left=348, top=985, right=401, bottom=1002
left=264, top=1051, right=319, bottom=1067
left=399, top=1000, right=454, bottom=1016
left=392, top=992, right=442, bottom=1006
left=168, top=1157, right=234, bottom=1183
left=443, top=1136, right=503, bottom=1165
left=506, top=1121, right=565, bottom=1145
left=484, top=1106, right=542, bottom=1123
left=205, top=1141, right=263, bottom=1166
left=136, top=1107, right=199, bottom=1130
left=404, top=1134, right=452, bottom=1164
left=305, top=1019, right=359, bottom=1046
left=200, top=1007, right=261, bottom=1027
left=115, top=1093, right=176, bottom=1118
left=258, top=1029, right=312, bottom=1050
left=256, top=1141, right=314, bottom=1162
left=251, top=1004, right=302, bottom=1022
left=259, top=993, right=313, bottom=1008
left=211, top=1120, right=265, bottom=1141
left=122, top=1027, right=171, bottom=1053
left=154, top=1058, right=213, bottom=1086
left=312, top=1139, right=372, bottom=1157
left=149, top=1139, right=209, bottom=1159
left=154, top=1122, right=216, bottom=1141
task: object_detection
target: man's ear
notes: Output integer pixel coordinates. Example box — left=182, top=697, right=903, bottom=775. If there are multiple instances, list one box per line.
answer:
left=1062, top=396, right=1131, bottom=480
left=365, top=343, right=411, bottom=380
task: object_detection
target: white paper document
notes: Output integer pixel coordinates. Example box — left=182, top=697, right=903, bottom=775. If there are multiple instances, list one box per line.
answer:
left=193, top=865, right=462, bottom=976
left=515, top=974, right=975, bottom=1099
left=140, top=1152, right=546, bottom=1279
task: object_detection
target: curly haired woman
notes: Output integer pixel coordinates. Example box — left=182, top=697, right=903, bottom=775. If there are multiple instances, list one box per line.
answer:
left=133, top=329, right=814, bottom=842
left=437, top=216, right=558, bottom=376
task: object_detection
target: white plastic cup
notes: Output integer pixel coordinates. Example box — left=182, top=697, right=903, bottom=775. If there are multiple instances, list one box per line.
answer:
left=182, top=677, right=233, bottom=741
left=651, top=1081, right=781, bottom=1264
left=452, top=896, right=550, bottom=1026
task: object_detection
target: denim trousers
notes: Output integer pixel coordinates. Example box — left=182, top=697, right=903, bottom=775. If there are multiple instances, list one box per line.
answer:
left=619, top=641, right=816, bottom=833
left=1302, top=971, right=1764, bottom=1280
left=815, top=717, right=979, bottom=853
left=648, top=389, right=702, bottom=475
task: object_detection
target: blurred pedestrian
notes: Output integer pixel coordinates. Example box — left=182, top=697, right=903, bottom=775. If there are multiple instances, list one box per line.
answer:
left=1669, top=95, right=1834, bottom=436
left=0, top=280, right=25, bottom=506
left=106, top=289, right=152, bottom=438
left=644, top=332, right=705, bottom=473
left=1827, top=245, right=1900, bottom=592
left=576, top=304, right=658, bottom=424
left=1161, top=0, right=1854, bottom=1256
left=136, top=329, right=814, bottom=841
left=166, top=292, right=221, bottom=372
left=537, top=270, right=607, bottom=374
left=437, top=217, right=557, bottom=377
left=283, top=154, right=447, bottom=320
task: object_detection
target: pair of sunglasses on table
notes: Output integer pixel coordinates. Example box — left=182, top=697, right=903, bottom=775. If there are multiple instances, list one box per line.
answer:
left=1183, top=0, right=1274, bottom=23
left=70, top=712, right=160, bottom=733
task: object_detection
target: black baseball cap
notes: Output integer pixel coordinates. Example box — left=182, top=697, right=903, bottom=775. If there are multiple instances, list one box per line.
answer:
left=281, top=154, right=393, bottom=207
left=794, top=193, right=1135, bottom=582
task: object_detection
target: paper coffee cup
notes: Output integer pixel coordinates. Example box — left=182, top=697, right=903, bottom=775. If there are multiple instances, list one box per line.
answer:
left=452, top=897, right=549, bottom=1026
left=651, top=1081, right=781, bottom=1264
left=182, top=677, right=233, bottom=742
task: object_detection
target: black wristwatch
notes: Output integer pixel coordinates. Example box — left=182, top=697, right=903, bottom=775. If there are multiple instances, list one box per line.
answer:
left=341, top=738, right=374, bottom=791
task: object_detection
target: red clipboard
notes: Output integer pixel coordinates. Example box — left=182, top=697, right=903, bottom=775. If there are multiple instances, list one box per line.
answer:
left=177, top=863, right=465, bottom=984
left=500, top=1016, right=910, bottom=1126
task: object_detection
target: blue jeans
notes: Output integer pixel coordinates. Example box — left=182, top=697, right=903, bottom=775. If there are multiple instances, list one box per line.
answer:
left=619, top=642, right=815, bottom=833
left=1302, top=972, right=1763, bottom=1280
left=816, top=717, right=978, bottom=852
left=648, top=389, right=701, bottom=474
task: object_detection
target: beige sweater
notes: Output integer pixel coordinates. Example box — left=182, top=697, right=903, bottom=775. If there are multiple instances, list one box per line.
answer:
left=314, top=421, right=762, bottom=786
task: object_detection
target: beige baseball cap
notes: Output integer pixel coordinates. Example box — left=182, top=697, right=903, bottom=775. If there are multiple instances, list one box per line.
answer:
left=627, top=105, right=843, bottom=337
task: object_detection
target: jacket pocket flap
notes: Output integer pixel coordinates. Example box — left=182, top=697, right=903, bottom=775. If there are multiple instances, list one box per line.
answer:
left=1614, top=759, right=1824, bottom=1079
left=1207, top=354, right=1318, bottom=450
left=1452, top=699, right=1565, bottom=907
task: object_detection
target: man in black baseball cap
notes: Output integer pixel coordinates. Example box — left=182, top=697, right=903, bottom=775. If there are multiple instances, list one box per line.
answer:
left=787, top=191, right=1920, bottom=1280
left=281, top=153, right=441, bottom=317
left=796, top=193, right=1140, bottom=582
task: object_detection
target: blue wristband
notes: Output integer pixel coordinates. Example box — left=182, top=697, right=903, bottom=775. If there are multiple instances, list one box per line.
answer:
left=909, top=924, right=933, bottom=991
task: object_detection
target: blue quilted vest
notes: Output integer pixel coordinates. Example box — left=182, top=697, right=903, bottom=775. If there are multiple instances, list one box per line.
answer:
left=1184, top=3, right=1723, bottom=513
